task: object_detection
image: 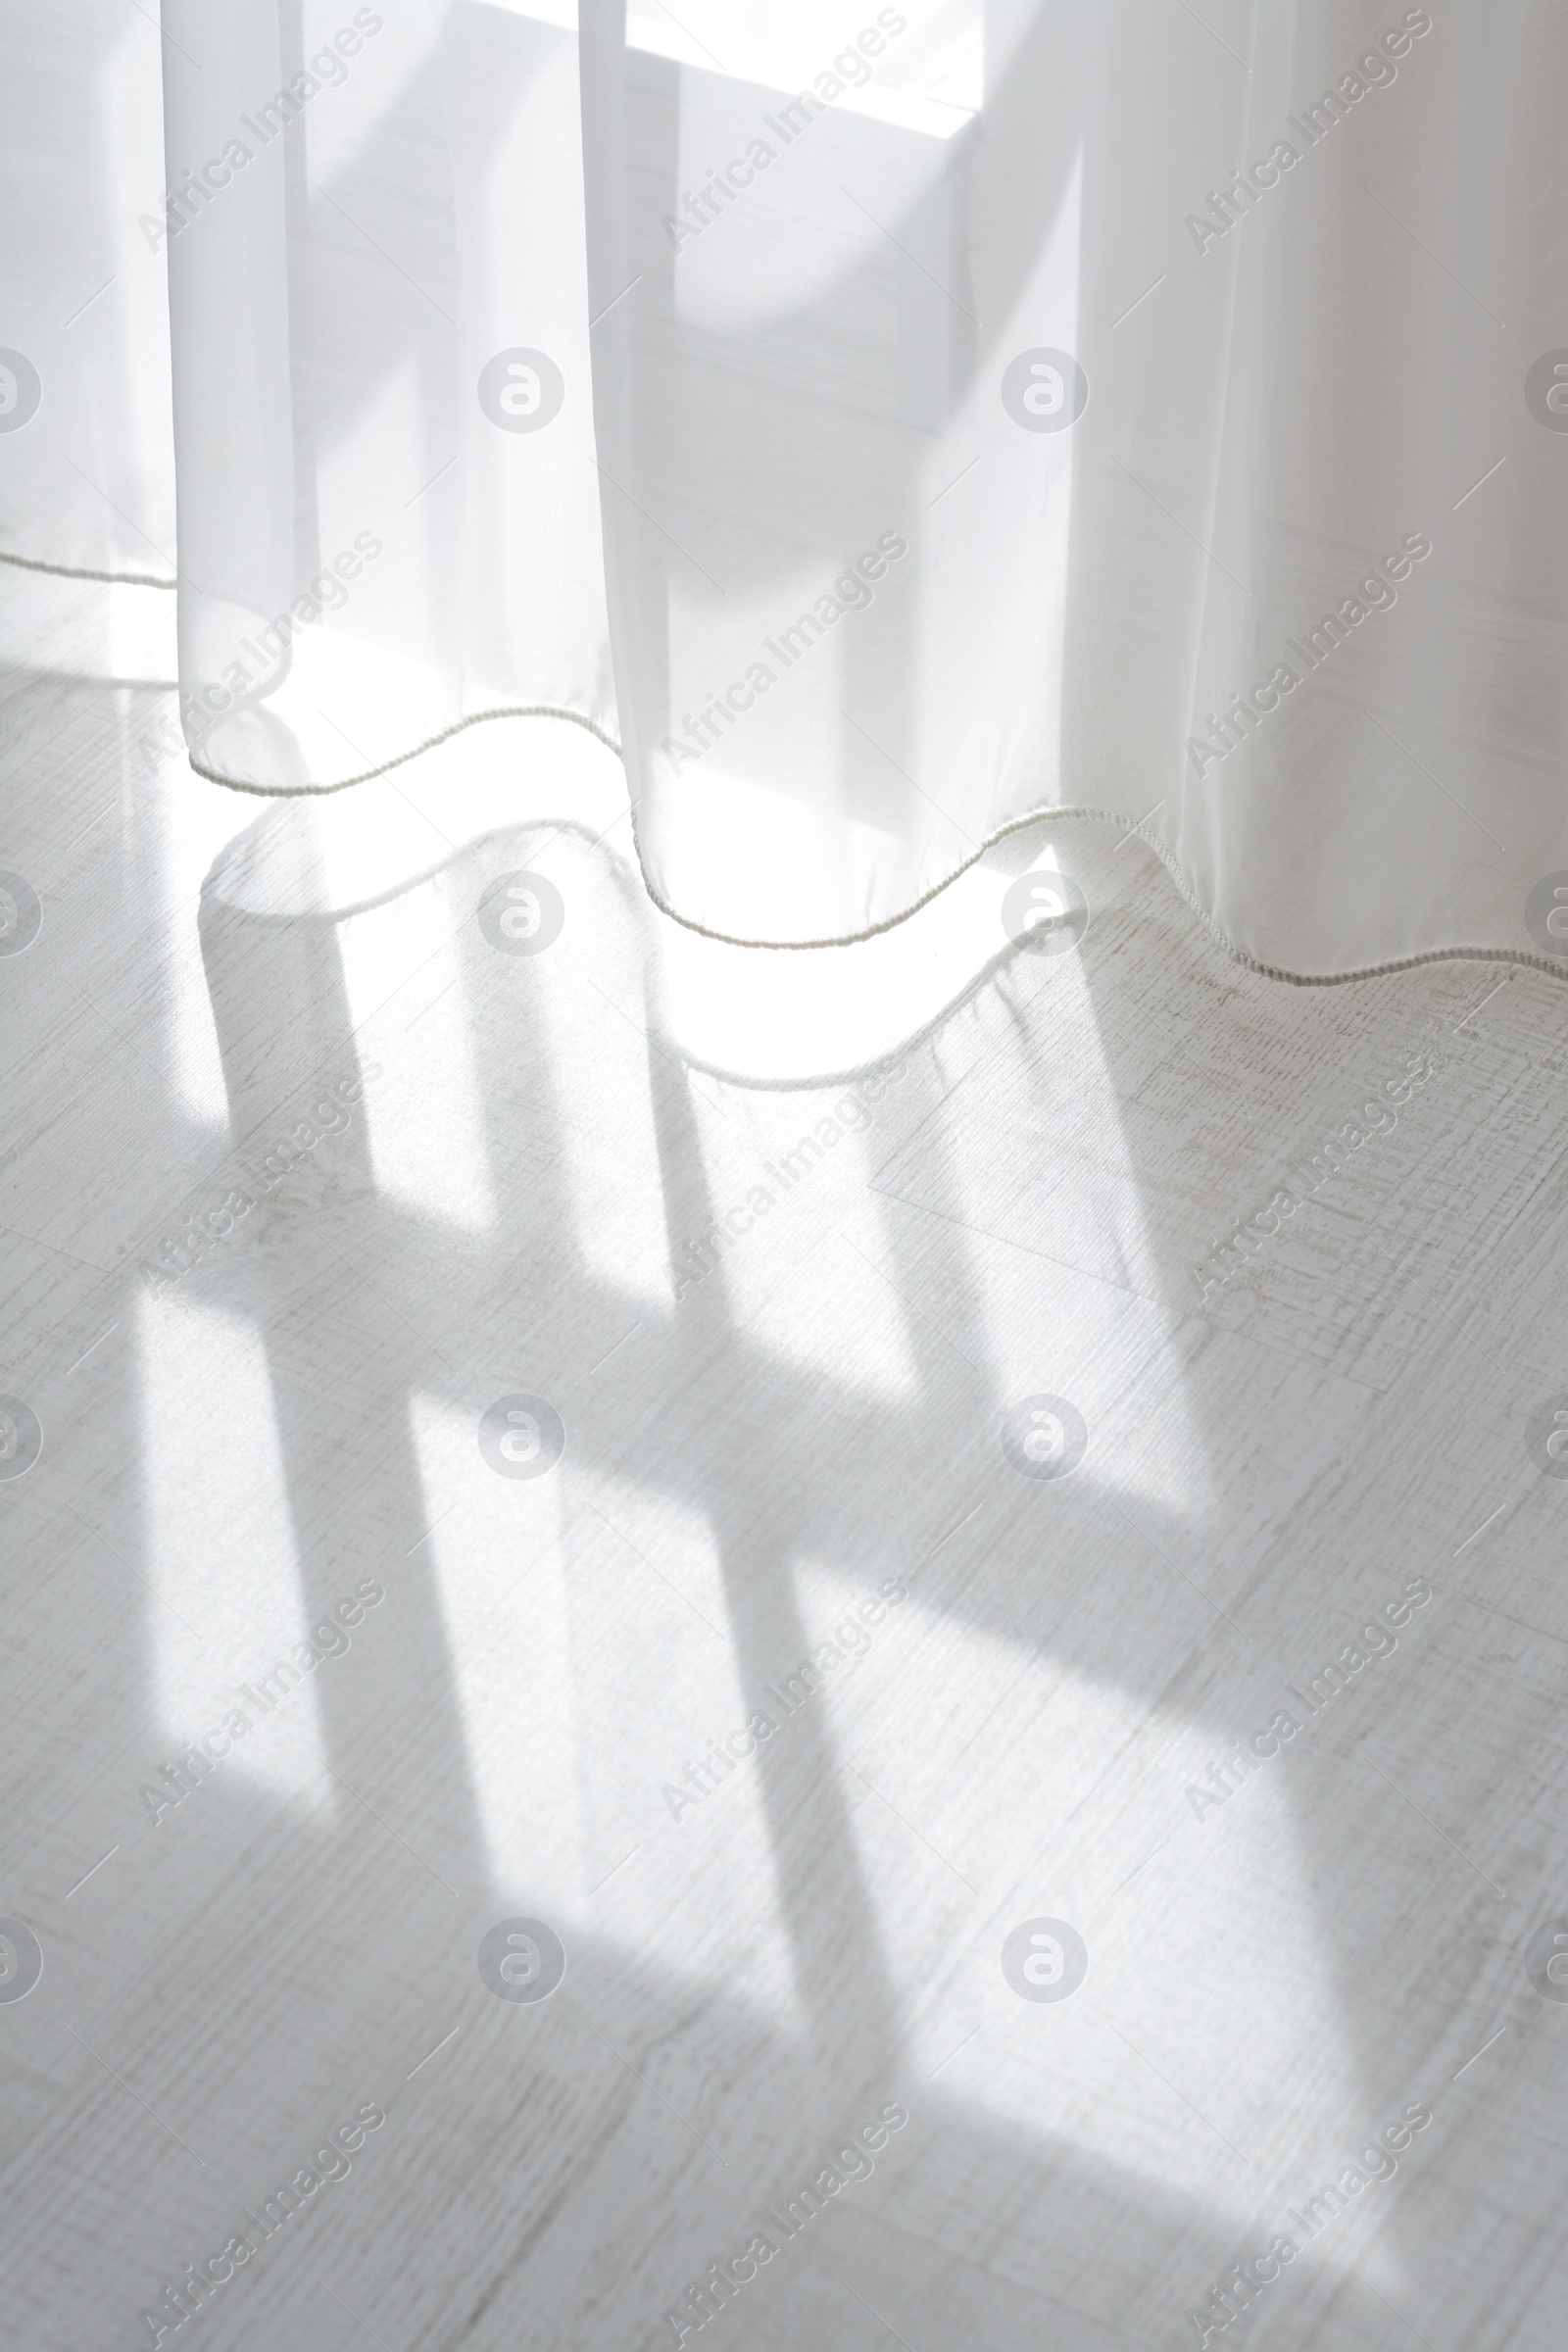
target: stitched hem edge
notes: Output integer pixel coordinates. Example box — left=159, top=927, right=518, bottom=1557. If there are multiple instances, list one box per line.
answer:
left=0, top=546, right=176, bottom=590
left=188, top=702, right=622, bottom=796
left=182, top=704, right=1568, bottom=988
left=630, top=798, right=1568, bottom=988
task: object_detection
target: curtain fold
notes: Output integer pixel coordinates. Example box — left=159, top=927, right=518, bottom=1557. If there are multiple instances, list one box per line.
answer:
left=4, top=1, right=1566, bottom=973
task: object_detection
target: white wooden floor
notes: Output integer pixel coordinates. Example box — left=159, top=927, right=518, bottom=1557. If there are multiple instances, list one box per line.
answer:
left=4, top=567, right=1568, bottom=2352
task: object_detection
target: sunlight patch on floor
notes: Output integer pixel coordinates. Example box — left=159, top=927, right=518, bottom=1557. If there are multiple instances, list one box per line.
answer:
left=346, top=882, right=499, bottom=1234
left=137, top=1284, right=329, bottom=1806
left=412, top=1391, right=578, bottom=1903
left=840, top=1582, right=1373, bottom=2240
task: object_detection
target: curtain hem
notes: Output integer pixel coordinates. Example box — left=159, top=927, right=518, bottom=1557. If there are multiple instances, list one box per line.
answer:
left=0, top=546, right=176, bottom=590
left=182, top=704, right=1567, bottom=988
left=188, top=703, right=622, bottom=796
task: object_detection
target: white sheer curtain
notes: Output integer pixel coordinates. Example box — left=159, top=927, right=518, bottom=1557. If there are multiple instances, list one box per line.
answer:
left=4, top=1, right=1567, bottom=973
